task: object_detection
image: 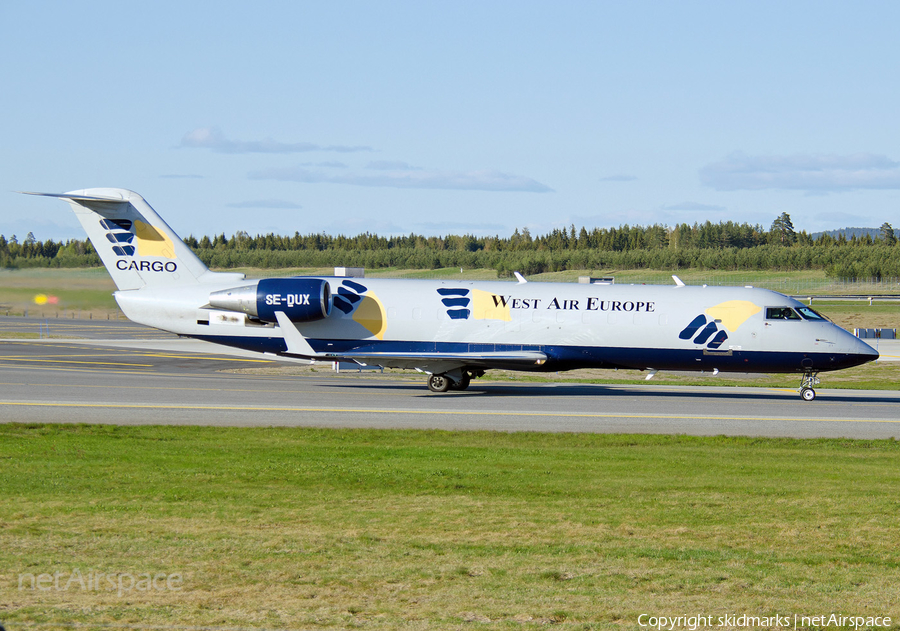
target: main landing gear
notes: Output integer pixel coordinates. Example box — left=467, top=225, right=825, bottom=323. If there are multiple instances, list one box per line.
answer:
left=427, top=374, right=453, bottom=392
left=426, top=369, right=483, bottom=393
left=799, top=371, right=820, bottom=401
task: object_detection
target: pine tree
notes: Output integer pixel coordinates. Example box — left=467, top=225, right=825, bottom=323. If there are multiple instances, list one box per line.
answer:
left=770, top=212, right=795, bottom=245
left=880, top=222, right=897, bottom=245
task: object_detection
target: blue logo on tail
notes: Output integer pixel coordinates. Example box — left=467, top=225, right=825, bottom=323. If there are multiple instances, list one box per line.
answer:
left=101, top=219, right=135, bottom=256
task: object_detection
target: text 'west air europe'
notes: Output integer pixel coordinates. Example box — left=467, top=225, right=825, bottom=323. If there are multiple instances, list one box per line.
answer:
left=492, top=295, right=656, bottom=312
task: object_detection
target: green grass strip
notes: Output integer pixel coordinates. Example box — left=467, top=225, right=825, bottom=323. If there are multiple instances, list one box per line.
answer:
left=2, top=425, right=900, bottom=629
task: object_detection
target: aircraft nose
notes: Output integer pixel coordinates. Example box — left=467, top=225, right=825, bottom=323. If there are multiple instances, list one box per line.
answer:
left=858, top=337, right=880, bottom=361
left=841, top=329, right=879, bottom=363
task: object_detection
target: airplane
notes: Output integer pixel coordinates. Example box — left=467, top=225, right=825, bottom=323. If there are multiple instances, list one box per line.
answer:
left=28, top=188, right=878, bottom=400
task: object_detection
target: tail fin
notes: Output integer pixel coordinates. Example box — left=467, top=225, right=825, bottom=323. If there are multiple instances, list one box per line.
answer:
left=26, top=188, right=241, bottom=290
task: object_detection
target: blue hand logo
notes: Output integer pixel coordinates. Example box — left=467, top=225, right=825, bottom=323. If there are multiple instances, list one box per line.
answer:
left=679, top=314, right=728, bottom=349
left=437, top=288, right=471, bottom=320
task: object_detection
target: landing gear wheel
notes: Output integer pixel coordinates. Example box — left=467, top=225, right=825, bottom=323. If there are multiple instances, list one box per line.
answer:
left=799, top=371, right=820, bottom=402
left=427, top=374, right=452, bottom=393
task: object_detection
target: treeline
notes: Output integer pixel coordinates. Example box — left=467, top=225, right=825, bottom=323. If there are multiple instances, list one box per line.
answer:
left=3, top=220, right=900, bottom=279
left=185, top=220, right=781, bottom=253
left=190, top=243, right=900, bottom=280
left=0, top=233, right=100, bottom=268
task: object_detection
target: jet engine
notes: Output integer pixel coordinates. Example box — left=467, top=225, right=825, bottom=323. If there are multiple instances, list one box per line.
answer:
left=208, top=278, right=332, bottom=322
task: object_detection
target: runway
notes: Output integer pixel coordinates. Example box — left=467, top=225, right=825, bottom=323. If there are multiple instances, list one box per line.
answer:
left=1, top=318, right=899, bottom=439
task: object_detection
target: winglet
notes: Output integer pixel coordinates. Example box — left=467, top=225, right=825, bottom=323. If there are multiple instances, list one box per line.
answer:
left=514, top=272, right=528, bottom=284
left=274, top=311, right=326, bottom=358
left=672, top=275, right=685, bottom=287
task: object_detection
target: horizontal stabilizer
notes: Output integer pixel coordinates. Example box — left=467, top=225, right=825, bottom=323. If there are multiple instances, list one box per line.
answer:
left=22, top=191, right=130, bottom=217
left=23, top=191, right=128, bottom=202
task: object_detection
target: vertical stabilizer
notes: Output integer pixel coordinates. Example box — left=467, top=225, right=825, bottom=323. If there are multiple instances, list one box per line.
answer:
left=27, top=188, right=221, bottom=291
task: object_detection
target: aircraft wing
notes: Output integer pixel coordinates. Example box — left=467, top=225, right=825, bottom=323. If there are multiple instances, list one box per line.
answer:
left=274, top=311, right=547, bottom=372
left=322, top=350, right=549, bottom=373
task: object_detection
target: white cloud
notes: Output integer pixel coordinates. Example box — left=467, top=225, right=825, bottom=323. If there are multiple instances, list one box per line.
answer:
left=248, top=166, right=554, bottom=193
left=0, top=216, right=83, bottom=242
left=322, top=216, right=410, bottom=236
left=700, top=152, right=900, bottom=192
left=366, top=160, right=421, bottom=171
left=567, top=211, right=668, bottom=229
left=181, top=127, right=372, bottom=154
left=413, top=221, right=508, bottom=235
left=814, top=211, right=871, bottom=225
left=663, top=201, right=726, bottom=212
left=306, top=161, right=349, bottom=168
left=226, top=199, right=303, bottom=209
left=598, top=174, right=638, bottom=182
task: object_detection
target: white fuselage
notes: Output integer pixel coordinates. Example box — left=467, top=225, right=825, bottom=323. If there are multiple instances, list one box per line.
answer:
left=115, top=276, right=877, bottom=375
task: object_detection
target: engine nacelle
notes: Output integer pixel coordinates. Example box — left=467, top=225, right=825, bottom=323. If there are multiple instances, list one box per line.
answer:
left=208, top=278, right=332, bottom=323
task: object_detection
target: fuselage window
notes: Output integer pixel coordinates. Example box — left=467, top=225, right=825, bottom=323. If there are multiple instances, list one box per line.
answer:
left=765, top=307, right=801, bottom=320
left=796, top=306, right=828, bottom=321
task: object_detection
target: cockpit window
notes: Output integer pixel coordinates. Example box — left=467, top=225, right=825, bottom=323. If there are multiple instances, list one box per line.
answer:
left=796, top=306, right=828, bottom=321
left=766, top=307, right=801, bottom=320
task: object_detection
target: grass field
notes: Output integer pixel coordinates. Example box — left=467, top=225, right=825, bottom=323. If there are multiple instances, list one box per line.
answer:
left=2, top=269, right=899, bottom=629
left=2, top=425, right=900, bottom=629
left=0, top=268, right=118, bottom=319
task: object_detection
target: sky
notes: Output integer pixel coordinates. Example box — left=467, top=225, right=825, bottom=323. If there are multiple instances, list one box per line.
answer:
left=2, top=1, right=899, bottom=242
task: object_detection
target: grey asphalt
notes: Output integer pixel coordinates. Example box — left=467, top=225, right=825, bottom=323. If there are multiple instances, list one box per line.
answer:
left=1, top=318, right=898, bottom=438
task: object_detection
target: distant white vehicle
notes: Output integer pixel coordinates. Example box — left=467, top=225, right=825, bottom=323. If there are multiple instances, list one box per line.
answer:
left=31, top=189, right=878, bottom=400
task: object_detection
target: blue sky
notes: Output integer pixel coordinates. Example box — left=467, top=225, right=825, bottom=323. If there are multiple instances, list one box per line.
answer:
left=3, top=1, right=899, bottom=242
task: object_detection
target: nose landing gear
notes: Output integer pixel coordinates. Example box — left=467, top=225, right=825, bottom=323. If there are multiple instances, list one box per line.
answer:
left=799, top=371, right=820, bottom=401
